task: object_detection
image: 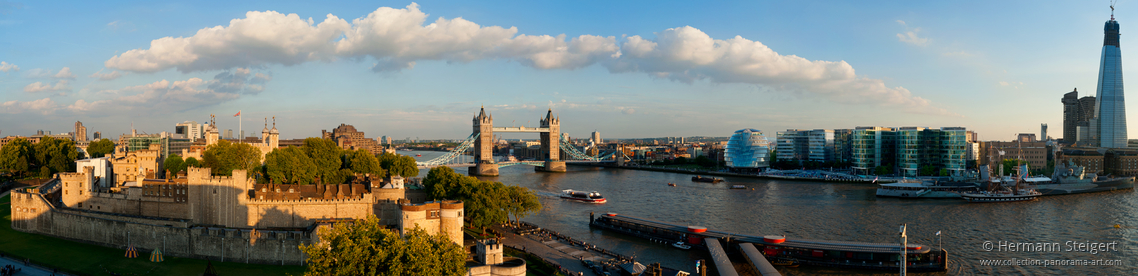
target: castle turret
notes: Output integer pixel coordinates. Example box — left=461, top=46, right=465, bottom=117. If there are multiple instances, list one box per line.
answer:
left=471, top=107, right=499, bottom=176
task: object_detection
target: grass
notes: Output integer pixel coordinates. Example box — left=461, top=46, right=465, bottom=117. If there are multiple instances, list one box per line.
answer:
left=0, top=194, right=307, bottom=276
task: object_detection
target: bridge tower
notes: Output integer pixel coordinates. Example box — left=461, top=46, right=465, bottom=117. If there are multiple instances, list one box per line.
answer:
left=538, top=109, right=567, bottom=172
left=470, top=107, right=499, bottom=176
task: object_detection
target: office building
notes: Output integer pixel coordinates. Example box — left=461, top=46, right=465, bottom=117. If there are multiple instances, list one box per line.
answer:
left=1063, top=88, right=1098, bottom=145
left=852, top=127, right=898, bottom=173
left=174, top=121, right=206, bottom=141
left=725, top=129, right=771, bottom=170
left=591, top=131, right=602, bottom=145
left=1095, top=16, right=1128, bottom=148
left=896, top=127, right=968, bottom=177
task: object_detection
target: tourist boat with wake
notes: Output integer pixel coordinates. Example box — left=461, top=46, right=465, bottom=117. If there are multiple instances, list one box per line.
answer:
left=691, top=175, right=723, bottom=183
left=561, top=189, right=607, bottom=203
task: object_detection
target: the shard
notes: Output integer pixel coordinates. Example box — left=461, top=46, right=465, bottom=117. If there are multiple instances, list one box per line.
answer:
left=1095, top=13, right=1127, bottom=148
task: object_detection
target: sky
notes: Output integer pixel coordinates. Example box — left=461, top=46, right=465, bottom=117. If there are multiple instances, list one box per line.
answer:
left=0, top=1, right=1133, bottom=141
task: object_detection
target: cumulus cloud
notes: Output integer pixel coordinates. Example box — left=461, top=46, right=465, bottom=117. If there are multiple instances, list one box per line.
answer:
left=896, top=20, right=929, bottom=46
left=89, top=69, right=124, bottom=80
left=0, top=61, right=18, bottom=72
left=104, top=3, right=950, bottom=115
left=105, top=11, right=351, bottom=73
left=1, top=98, right=57, bottom=114
left=24, top=80, right=70, bottom=93
left=53, top=67, right=76, bottom=79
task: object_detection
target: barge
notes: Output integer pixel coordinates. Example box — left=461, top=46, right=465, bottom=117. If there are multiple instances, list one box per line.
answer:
left=590, top=212, right=948, bottom=272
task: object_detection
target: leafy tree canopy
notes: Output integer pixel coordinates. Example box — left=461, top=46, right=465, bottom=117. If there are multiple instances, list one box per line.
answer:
left=265, top=146, right=318, bottom=185
left=299, top=216, right=465, bottom=276
left=184, top=157, right=201, bottom=169
left=86, top=138, right=115, bottom=158
left=0, top=138, right=33, bottom=176
left=346, top=149, right=386, bottom=178
left=202, top=140, right=262, bottom=176
left=303, top=138, right=343, bottom=183
left=378, top=152, right=418, bottom=178
left=164, top=154, right=184, bottom=178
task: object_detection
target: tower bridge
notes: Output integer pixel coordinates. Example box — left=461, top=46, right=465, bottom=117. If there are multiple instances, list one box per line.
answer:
left=415, top=107, right=628, bottom=175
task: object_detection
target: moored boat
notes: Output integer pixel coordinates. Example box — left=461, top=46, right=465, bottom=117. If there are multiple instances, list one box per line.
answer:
left=876, top=180, right=980, bottom=198
left=730, top=185, right=746, bottom=189
left=671, top=241, right=691, bottom=250
left=692, top=175, right=723, bottom=183
left=668, top=183, right=676, bottom=187
left=561, top=189, right=606, bottom=203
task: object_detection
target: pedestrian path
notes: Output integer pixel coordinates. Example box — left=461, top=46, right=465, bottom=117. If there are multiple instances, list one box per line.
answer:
left=0, top=255, right=69, bottom=276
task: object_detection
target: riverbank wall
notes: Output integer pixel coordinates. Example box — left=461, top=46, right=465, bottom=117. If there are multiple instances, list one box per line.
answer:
left=568, top=163, right=893, bottom=184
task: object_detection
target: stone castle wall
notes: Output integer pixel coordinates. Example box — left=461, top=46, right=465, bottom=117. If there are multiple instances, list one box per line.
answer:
left=9, top=189, right=311, bottom=265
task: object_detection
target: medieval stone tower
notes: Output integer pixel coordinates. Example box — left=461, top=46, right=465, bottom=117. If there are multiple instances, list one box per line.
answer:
left=471, top=107, right=499, bottom=176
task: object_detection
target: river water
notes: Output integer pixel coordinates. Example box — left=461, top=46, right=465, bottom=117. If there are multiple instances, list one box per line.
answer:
left=405, top=151, right=1137, bottom=275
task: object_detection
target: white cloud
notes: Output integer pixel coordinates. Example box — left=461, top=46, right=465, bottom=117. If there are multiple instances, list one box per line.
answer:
left=105, top=10, right=351, bottom=73
left=0, top=61, right=17, bottom=72
left=896, top=20, right=929, bottom=46
left=103, top=4, right=950, bottom=115
left=24, top=80, right=71, bottom=93
left=89, top=69, right=123, bottom=80
left=1, top=98, right=57, bottom=114
left=607, top=26, right=951, bottom=115
left=53, top=67, right=75, bottom=79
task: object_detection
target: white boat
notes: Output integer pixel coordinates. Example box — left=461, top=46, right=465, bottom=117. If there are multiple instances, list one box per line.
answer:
left=671, top=241, right=691, bottom=250
left=561, top=189, right=606, bottom=203
left=875, top=181, right=980, bottom=198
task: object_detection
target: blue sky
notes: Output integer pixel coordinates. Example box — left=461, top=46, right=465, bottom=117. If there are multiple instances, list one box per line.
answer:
left=0, top=1, right=1131, bottom=141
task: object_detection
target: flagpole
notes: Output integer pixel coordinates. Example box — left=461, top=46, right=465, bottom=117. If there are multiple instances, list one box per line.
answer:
left=239, top=110, right=242, bottom=140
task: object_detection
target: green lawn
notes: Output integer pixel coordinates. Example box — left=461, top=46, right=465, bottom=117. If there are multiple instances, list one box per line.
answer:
left=0, top=194, right=307, bottom=275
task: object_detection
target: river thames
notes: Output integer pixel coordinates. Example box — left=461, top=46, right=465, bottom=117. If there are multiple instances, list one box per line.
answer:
left=407, top=151, right=1136, bottom=275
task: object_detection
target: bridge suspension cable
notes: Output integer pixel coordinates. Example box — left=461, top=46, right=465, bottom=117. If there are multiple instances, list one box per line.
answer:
left=559, top=136, right=614, bottom=161
left=416, top=133, right=478, bottom=166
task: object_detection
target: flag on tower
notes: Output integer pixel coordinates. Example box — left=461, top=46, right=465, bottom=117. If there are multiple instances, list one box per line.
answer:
left=234, top=111, right=241, bottom=117
left=936, top=231, right=941, bottom=236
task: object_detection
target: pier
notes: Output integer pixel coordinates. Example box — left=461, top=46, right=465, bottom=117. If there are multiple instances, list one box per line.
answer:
left=590, top=212, right=948, bottom=273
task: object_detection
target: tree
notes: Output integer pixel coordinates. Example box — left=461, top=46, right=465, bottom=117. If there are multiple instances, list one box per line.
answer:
left=423, top=167, right=466, bottom=200
left=693, top=155, right=713, bottom=167
left=39, top=166, right=51, bottom=178
left=201, top=140, right=262, bottom=176
left=86, top=138, right=115, bottom=158
left=164, top=154, right=184, bottom=178
left=303, top=138, right=343, bottom=183
left=265, top=146, right=318, bottom=184
left=32, top=137, right=77, bottom=175
left=504, top=185, right=542, bottom=224
left=298, top=216, right=465, bottom=276
left=346, top=149, right=386, bottom=178
left=0, top=138, right=33, bottom=177
left=184, top=157, right=201, bottom=169
left=378, top=153, right=419, bottom=178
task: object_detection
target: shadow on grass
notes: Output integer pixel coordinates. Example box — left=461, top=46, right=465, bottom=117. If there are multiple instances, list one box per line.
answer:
left=0, top=194, right=307, bottom=276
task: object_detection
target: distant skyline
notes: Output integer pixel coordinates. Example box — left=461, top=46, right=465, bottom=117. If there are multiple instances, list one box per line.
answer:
left=0, top=1, right=1134, bottom=141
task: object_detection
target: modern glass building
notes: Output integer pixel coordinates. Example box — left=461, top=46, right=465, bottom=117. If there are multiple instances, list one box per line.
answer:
left=851, top=127, right=897, bottom=173
left=1096, top=17, right=1128, bottom=148
left=725, top=129, right=771, bottom=169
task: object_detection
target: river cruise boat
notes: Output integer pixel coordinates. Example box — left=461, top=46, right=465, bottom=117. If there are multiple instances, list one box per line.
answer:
left=590, top=213, right=948, bottom=272
left=875, top=181, right=980, bottom=198
left=692, top=175, right=723, bottom=183
left=561, top=189, right=606, bottom=203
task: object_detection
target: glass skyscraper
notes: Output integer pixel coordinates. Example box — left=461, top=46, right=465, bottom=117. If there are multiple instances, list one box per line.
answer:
left=1096, top=17, right=1127, bottom=148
